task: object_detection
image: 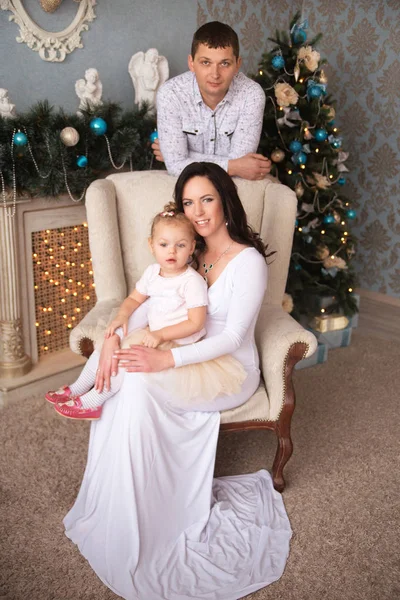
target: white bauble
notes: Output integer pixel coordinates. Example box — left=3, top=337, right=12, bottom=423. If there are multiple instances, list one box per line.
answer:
left=60, top=127, right=80, bottom=147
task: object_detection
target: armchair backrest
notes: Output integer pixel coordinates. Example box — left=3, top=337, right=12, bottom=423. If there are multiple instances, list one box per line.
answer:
left=85, top=171, right=297, bottom=307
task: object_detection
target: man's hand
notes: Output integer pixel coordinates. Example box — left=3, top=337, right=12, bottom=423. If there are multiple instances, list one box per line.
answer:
left=142, top=330, right=163, bottom=349
left=151, top=139, right=164, bottom=163
left=228, top=153, right=271, bottom=180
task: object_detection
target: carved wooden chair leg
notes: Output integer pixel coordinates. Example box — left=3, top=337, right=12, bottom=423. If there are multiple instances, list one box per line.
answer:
left=271, top=420, right=293, bottom=492
left=270, top=342, right=307, bottom=492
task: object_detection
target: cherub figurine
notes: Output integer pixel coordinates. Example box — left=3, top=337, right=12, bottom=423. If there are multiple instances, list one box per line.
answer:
left=128, top=49, right=169, bottom=112
left=75, top=68, right=103, bottom=115
left=0, top=88, right=16, bottom=119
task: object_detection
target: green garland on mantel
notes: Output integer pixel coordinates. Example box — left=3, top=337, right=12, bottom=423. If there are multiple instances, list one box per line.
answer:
left=0, top=101, right=159, bottom=200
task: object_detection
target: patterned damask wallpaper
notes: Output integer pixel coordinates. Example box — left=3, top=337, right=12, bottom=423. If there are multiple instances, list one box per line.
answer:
left=197, top=0, right=400, bottom=297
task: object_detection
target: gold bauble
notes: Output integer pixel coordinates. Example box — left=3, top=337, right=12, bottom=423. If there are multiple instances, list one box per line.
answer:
left=295, top=182, right=304, bottom=198
left=323, top=104, right=335, bottom=120
left=271, top=149, right=285, bottom=163
left=60, top=127, right=80, bottom=147
left=315, top=245, right=330, bottom=260
left=333, top=210, right=341, bottom=223
left=319, top=69, right=328, bottom=84
left=40, top=0, right=63, bottom=12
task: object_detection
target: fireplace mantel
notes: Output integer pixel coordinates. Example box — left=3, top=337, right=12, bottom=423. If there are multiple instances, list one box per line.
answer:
left=0, top=195, right=89, bottom=403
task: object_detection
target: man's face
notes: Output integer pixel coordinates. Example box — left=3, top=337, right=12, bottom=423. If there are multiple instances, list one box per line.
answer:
left=188, top=44, right=241, bottom=106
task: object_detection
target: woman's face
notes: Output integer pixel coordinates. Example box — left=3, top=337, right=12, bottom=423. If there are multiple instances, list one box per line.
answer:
left=182, top=176, right=225, bottom=238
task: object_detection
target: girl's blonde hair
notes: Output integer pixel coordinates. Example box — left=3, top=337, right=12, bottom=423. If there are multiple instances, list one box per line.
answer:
left=150, top=201, right=196, bottom=239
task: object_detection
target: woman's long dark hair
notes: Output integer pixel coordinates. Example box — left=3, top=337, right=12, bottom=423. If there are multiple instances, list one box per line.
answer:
left=174, top=162, right=275, bottom=263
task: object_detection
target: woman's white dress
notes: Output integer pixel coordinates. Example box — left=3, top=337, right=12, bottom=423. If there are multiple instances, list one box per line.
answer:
left=64, top=248, right=292, bottom=600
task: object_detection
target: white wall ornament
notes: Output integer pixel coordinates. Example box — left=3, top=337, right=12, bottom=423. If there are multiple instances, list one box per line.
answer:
left=75, top=67, right=103, bottom=114
left=129, top=49, right=169, bottom=112
left=0, top=88, right=17, bottom=119
left=0, top=0, right=97, bottom=62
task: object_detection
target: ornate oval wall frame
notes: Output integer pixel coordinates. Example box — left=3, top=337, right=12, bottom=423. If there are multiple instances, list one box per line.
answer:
left=0, top=0, right=97, bottom=62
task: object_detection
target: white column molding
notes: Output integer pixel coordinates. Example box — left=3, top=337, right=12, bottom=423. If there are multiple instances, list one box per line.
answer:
left=0, top=207, right=32, bottom=378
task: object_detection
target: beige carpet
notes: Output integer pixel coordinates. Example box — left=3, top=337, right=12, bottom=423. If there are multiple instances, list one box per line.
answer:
left=1, top=331, right=399, bottom=600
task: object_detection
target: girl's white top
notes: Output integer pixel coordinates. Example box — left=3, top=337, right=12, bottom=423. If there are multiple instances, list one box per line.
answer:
left=135, top=263, right=208, bottom=344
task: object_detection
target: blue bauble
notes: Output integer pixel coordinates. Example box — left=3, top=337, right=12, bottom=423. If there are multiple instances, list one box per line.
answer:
left=149, top=130, right=159, bottom=143
left=294, top=151, right=307, bottom=165
left=14, top=131, right=28, bottom=146
left=289, top=140, right=303, bottom=153
left=295, top=219, right=299, bottom=226
left=76, top=155, right=88, bottom=168
left=314, top=128, right=328, bottom=142
left=294, top=263, right=302, bottom=271
left=337, top=176, right=346, bottom=186
left=90, top=117, right=107, bottom=136
left=271, top=55, right=285, bottom=70
left=323, top=214, right=335, bottom=224
left=293, top=29, right=307, bottom=43
left=308, top=86, right=323, bottom=99
left=331, top=138, right=342, bottom=149
left=346, top=209, right=357, bottom=219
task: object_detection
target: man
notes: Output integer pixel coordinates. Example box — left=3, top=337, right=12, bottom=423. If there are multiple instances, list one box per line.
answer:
left=153, top=21, right=271, bottom=180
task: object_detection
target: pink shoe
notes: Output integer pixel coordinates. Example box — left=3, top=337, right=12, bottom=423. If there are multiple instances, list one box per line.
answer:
left=53, top=397, right=102, bottom=421
left=45, top=385, right=72, bottom=405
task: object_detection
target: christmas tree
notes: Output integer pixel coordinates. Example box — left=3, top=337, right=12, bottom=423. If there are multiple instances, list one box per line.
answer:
left=254, top=13, right=358, bottom=321
left=0, top=101, right=157, bottom=203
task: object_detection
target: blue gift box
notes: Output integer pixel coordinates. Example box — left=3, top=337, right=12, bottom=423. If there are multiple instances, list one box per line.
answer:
left=348, top=293, right=360, bottom=328
left=295, top=342, right=328, bottom=370
left=312, top=325, right=352, bottom=349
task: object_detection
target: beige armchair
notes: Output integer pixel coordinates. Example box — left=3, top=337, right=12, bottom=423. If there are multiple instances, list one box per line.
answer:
left=70, top=171, right=317, bottom=491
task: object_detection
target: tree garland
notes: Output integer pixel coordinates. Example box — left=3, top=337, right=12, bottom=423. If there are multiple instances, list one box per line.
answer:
left=0, top=101, right=158, bottom=203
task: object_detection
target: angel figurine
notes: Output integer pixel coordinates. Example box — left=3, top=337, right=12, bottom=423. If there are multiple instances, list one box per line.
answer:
left=128, top=49, right=169, bottom=112
left=75, top=68, right=103, bottom=115
left=0, top=88, right=16, bottom=119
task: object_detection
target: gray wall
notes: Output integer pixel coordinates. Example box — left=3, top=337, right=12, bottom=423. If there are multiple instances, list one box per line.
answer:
left=0, top=0, right=196, bottom=111
left=1, top=0, right=399, bottom=298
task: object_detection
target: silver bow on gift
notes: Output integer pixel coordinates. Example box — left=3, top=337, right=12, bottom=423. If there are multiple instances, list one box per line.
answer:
left=332, top=151, right=349, bottom=172
left=277, top=107, right=303, bottom=128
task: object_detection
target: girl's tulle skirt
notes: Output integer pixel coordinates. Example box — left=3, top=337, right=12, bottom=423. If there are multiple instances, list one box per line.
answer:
left=122, top=328, right=247, bottom=403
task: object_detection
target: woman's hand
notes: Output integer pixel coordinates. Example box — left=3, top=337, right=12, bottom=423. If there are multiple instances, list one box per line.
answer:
left=114, top=345, right=175, bottom=373
left=95, top=334, right=121, bottom=393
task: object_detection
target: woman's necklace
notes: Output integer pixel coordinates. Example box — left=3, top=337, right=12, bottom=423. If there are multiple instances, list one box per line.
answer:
left=202, top=241, right=234, bottom=283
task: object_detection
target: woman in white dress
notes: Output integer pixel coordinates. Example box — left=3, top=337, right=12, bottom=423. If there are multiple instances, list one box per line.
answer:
left=64, top=162, right=292, bottom=600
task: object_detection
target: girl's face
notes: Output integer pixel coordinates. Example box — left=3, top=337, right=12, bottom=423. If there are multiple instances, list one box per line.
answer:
left=149, top=221, right=195, bottom=276
left=181, top=176, right=225, bottom=238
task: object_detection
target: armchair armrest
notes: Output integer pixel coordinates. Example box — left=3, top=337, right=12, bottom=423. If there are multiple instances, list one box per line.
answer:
left=69, top=300, right=122, bottom=357
left=255, top=304, right=318, bottom=420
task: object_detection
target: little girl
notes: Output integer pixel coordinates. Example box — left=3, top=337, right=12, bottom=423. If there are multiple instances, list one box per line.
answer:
left=46, top=202, right=246, bottom=420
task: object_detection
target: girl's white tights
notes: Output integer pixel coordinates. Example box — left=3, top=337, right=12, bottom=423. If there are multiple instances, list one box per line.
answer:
left=69, top=350, right=123, bottom=409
